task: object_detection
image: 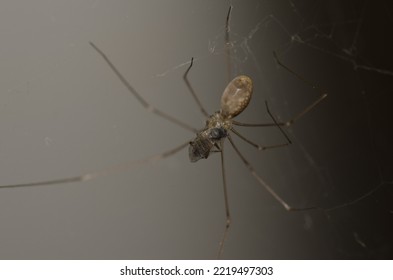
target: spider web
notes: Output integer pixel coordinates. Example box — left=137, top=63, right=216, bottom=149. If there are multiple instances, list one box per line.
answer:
left=0, top=0, right=391, bottom=259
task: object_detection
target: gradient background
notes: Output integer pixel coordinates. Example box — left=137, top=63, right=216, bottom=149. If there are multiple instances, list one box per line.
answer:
left=0, top=0, right=391, bottom=259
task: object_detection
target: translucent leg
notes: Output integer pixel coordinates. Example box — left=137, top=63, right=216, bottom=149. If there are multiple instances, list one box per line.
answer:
left=233, top=52, right=328, bottom=128
left=216, top=140, right=231, bottom=259
left=89, top=42, right=198, bottom=133
left=0, top=141, right=189, bottom=189
left=182, top=57, right=210, bottom=118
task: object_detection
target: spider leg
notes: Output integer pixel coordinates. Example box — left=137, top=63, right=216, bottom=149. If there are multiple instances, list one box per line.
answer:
left=228, top=130, right=386, bottom=213
left=232, top=52, right=328, bottom=128
left=227, top=134, right=318, bottom=211
left=0, top=141, right=189, bottom=189
left=230, top=127, right=289, bottom=151
left=183, top=57, right=210, bottom=118
left=230, top=100, right=292, bottom=150
left=89, top=42, right=198, bottom=133
left=225, top=5, right=233, bottom=82
left=215, top=7, right=235, bottom=258
left=182, top=6, right=233, bottom=118
left=217, top=140, right=231, bottom=259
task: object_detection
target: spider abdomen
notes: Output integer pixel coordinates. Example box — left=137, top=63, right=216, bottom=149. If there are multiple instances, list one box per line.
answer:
left=220, top=75, right=253, bottom=119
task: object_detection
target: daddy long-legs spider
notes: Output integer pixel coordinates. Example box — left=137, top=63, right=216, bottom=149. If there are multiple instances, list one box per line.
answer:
left=0, top=4, right=330, bottom=259
left=1, top=1, right=386, bottom=259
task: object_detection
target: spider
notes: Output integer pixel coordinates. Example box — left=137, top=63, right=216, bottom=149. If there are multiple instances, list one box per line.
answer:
left=0, top=6, right=328, bottom=258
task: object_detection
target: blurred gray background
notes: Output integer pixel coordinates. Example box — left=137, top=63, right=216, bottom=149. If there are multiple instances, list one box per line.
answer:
left=0, top=0, right=391, bottom=259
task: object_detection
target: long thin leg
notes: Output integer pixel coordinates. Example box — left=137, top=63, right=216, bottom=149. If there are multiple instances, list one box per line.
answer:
left=230, top=100, right=292, bottom=150
left=227, top=134, right=318, bottom=211
left=233, top=94, right=326, bottom=127
left=230, top=127, right=289, bottom=151
left=232, top=52, right=328, bottom=128
left=265, top=100, right=292, bottom=144
left=184, top=5, right=233, bottom=118
left=217, top=140, right=231, bottom=259
left=229, top=131, right=386, bottom=213
left=0, top=141, right=189, bottom=189
left=182, top=57, right=210, bottom=117
left=225, top=6, right=233, bottom=82
left=89, top=42, right=198, bottom=133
